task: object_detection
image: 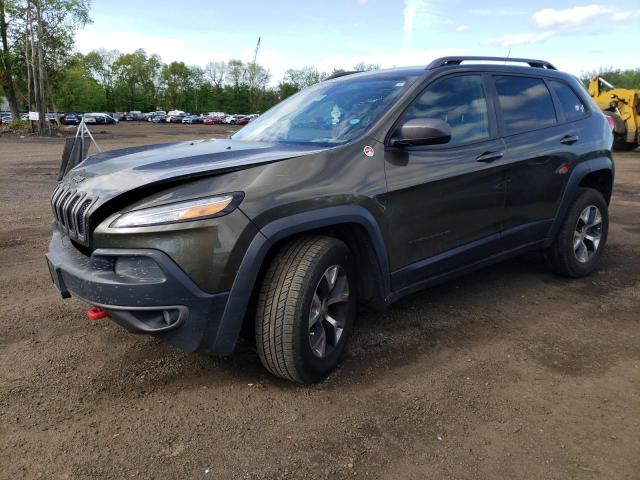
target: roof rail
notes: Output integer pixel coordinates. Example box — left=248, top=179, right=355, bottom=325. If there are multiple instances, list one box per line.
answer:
left=324, top=70, right=362, bottom=81
left=427, top=56, right=557, bottom=70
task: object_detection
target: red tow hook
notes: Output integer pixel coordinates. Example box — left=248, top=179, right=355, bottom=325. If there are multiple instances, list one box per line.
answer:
left=86, top=306, right=107, bottom=321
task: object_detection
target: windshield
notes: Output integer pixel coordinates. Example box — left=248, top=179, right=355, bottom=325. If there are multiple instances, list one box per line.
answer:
left=232, top=74, right=417, bottom=145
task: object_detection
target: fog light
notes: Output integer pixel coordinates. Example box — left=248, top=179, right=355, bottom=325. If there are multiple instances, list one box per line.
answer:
left=114, top=257, right=166, bottom=282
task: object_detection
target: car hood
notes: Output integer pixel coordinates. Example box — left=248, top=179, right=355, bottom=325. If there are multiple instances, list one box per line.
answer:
left=62, top=138, right=325, bottom=204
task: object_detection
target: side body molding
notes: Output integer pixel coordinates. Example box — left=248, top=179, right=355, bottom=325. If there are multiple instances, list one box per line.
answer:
left=544, top=155, right=614, bottom=247
left=210, top=205, right=391, bottom=355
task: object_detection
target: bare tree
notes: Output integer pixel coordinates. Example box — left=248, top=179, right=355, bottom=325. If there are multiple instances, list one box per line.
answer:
left=204, top=60, right=226, bottom=91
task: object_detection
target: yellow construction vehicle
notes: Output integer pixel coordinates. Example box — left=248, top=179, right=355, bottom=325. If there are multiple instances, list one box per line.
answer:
left=588, top=76, right=639, bottom=151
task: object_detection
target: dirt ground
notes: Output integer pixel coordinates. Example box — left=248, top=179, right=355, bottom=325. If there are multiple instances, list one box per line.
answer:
left=0, top=122, right=638, bottom=479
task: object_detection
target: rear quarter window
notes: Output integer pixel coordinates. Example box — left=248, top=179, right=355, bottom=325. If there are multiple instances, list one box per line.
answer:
left=549, top=80, right=587, bottom=121
left=494, top=75, right=557, bottom=135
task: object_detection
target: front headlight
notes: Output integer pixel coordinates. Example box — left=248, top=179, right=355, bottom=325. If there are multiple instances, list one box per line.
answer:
left=110, top=194, right=240, bottom=228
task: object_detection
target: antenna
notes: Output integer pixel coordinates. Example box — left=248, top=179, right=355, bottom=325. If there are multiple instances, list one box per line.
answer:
left=505, top=49, right=511, bottom=64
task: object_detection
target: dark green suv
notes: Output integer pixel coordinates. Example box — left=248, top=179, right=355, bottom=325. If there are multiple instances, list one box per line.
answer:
left=47, top=57, right=614, bottom=383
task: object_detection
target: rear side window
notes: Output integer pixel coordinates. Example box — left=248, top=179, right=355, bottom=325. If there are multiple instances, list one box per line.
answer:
left=494, top=75, right=557, bottom=135
left=549, top=80, right=587, bottom=121
left=403, top=75, right=489, bottom=145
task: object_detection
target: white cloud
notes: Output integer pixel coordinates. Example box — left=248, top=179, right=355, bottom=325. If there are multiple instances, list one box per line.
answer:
left=455, top=25, right=469, bottom=32
left=532, top=5, right=614, bottom=29
left=488, top=31, right=555, bottom=47
left=357, top=0, right=368, bottom=5
left=611, top=9, right=640, bottom=22
left=403, top=0, right=428, bottom=47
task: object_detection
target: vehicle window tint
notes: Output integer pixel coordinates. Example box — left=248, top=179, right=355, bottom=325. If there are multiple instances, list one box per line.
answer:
left=494, top=75, right=557, bottom=135
left=403, top=75, right=489, bottom=145
left=549, top=80, right=587, bottom=121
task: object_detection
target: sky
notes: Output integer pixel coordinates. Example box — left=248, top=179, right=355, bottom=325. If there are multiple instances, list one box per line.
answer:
left=74, top=0, right=640, bottom=83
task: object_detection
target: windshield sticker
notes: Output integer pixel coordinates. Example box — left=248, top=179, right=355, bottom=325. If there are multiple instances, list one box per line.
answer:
left=363, top=145, right=375, bottom=157
left=350, top=118, right=361, bottom=125
left=331, top=104, right=341, bottom=125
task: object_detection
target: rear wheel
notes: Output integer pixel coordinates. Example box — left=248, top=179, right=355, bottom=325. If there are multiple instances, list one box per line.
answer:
left=255, top=236, right=356, bottom=383
left=544, top=188, right=608, bottom=277
left=612, top=134, right=638, bottom=151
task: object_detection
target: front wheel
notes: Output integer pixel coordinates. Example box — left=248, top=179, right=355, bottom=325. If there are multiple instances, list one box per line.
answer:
left=544, top=188, right=609, bottom=277
left=255, top=236, right=356, bottom=384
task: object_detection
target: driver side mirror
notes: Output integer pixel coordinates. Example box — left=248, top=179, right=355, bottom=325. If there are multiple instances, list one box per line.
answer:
left=389, top=118, right=452, bottom=147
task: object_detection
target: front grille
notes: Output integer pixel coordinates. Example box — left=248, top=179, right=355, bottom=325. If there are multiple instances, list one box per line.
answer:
left=50, top=184, right=96, bottom=244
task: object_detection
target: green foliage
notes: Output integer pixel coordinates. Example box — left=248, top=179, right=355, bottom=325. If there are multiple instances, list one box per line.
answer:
left=55, top=64, right=104, bottom=111
left=581, top=68, right=640, bottom=89
left=111, top=49, right=161, bottom=112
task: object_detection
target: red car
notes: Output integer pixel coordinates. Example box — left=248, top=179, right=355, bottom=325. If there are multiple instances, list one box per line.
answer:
left=235, top=116, right=249, bottom=126
left=203, top=116, right=223, bottom=125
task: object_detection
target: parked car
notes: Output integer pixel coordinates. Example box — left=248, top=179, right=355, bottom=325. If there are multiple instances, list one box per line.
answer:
left=150, top=114, right=166, bottom=123
left=83, top=113, right=118, bottom=125
left=1, top=114, right=12, bottom=124
left=146, top=111, right=167, bottom=122
left=235, top=116, right=250, bottom=126
left=46, top=56, right=614, bottom=384
left=62, top=113, right=81, bottom=125
left=182, top=115, right=203, bottom=124
left=168, top=115, right=186, bottom=124
left=125, top=111, right=144, bottom=121
left=203, top=116, right=223, bottom=125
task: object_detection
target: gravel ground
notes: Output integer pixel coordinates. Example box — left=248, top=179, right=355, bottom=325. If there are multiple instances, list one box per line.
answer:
left=1, top=123, right=639, bottom=479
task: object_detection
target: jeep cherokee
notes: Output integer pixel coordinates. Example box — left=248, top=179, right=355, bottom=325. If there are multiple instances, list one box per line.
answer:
left=46, top=56, right=614, bottom=383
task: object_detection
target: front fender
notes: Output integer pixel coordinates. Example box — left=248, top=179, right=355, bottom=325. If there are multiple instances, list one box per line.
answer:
left=209, top=205, right=390, bottom=355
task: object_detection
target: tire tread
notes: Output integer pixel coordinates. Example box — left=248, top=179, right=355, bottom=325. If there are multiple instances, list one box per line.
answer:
left=256, top=236, right=342, bottom=383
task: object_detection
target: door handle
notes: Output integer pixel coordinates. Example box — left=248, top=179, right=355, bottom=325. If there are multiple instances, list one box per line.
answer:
left=560, top=135, right=579, bottom=145
left=476, top=151, right=504, bottom=163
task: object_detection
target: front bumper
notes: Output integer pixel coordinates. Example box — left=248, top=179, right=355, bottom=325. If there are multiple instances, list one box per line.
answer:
left=45, top=226, right=231, bottom=353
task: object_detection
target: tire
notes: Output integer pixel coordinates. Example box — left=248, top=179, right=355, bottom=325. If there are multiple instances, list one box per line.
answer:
left=544, top=188, right=609, bottom=277
left=255, top=236, right=356, bottom=384
left=612, top=134, right=638, bottom=151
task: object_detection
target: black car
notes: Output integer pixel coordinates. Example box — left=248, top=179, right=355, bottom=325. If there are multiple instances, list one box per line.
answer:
left=62, top=114, right=80, bottom=125
left=46, top=56, right=613, bottom=383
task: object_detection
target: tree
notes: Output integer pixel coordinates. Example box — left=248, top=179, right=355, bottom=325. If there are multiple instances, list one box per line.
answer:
left=278, top=66, right=326, bottom=101
left=246, top=61, right=270, bottom=112
left=204, top=60, right=226, bottom=90
left=0, top=0, right=19, bottom=118
left=3, top=0, right=90, bottom=132
left=581, top=67, right=640, bottom=89
left=283, top=66, right=325, bottom=89
left=353, top=62, right=380, bottom=72
left=225, top=59, right=245, bottom=88
left=113, top=49, right=161, bottom=111
left=55, top=57, right=104, bottom=111
left=161, top=61, right=191, bottom=110
left=84, top=49, right=118, bottom=111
